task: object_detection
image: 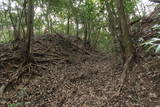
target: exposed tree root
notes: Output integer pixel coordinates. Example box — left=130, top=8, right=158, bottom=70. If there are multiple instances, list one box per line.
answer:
left=0, top=34, right=95, bottom=95
left=3, top=62, right=26, bottom=93
left=112, top=55, right=134, bottom=97
left=2, top=61, right=42, bottom=94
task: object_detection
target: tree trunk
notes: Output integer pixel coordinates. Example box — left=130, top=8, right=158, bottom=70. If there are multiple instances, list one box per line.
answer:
left=8, top=0, right=19, bottom=41
left=115, top=0, right=136, bottom=93
left=26, top=0, right=34, bottom=62
left=46, top=9, right=51, bottom=34
left=84, top=23, right=88, bottom=46
left=106, top=1, right=117, bottom=53
left=67, top=12, right=70, bottom=35
left=93, top=28, right=101, bottom=48
left=75, top=17, right=79, bottom=37
left=116, top=0, right=135, bottom=62
left=50, top=19, right=53, bottom=34
left=87, top=23, right=91, bottom=41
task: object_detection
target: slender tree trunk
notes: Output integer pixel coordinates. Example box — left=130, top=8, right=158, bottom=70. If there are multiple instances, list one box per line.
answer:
left=93, top=28, right=101, bottom=48
left=50, top=19, right=53, bottom=34
left=22, top=0, right=27, bottom=39
left=87, top=23, right=91, bottom=41
left=39, top=24, right=41, bottom=34
left=67, top=12, right=70, bottom=35
left=106, top=1, right=117, bottom=53
left=17, top=0, right=27, bottom=39
left=84, top=23, right=88, bottom=46
left=26, top=0, right=34, bottom=62
left=116, top=0, right=135, bottom=62
left=115, top=0, right=136, bottom=93
left=75, top=17, right=79, bottom=37
left=8, top=0, right=19, bottom=41
left=46, top=10, right=51, bottom=34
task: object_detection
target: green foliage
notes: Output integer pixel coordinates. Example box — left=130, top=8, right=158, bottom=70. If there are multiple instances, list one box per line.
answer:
left=156, top=45, right=160, bottom=53
left=142, top=38, right=160, bottom=53
left=8, top=104, right=17, bottom=107
left=124, top=0, right=139, bottom=13
left=7, top=103, right=20, bottom=107
left=0, top=31, right=13, bottom=43
left=152, top=24, right=160, bottom=31
left=141, top=23, right=160, bottom=54
left=7, top=102, right=30, bottom=107
left=0, top=0, right=144, bottom=51
left=97, top=32, right=114, bottom=52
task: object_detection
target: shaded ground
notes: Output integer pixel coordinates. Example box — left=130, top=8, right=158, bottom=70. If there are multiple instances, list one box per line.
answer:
left=0, top=7, right=160, bottom=107
left=0, top=34, right=159, bottom=107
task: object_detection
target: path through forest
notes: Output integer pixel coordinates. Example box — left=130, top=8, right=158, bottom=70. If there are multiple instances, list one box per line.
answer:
left=0, top=34, right=159, bottom=107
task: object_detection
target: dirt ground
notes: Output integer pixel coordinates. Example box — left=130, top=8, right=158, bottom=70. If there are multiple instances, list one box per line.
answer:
left=0, top=33, right=159, bottom=107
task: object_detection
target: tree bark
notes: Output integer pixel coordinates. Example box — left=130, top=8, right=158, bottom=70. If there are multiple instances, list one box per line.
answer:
left=8, top=0, right=19, bottom=41
left=116, top=0, right=135, bottom=62
left=106, top=1, right=118, bottom=53
left=84, top=23, right=88, bottom=46
left=75, top=17, right=79, bottom=37
left=115, top=0, right=136, bottom=92
left=67, top=11, right=70, bottom=35
left=46, top=9, right=51, bottom=34
left=26, top=0, right=34, bottom=62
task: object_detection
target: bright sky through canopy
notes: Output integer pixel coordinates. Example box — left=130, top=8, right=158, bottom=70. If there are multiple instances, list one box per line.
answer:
left=0, top=0, right=157, bottom=15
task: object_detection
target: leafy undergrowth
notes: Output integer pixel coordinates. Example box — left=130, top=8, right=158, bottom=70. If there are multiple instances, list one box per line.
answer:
left=0, top=34, right=160, bottom=107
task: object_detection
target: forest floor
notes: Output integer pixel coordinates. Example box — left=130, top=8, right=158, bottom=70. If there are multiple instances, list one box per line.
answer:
left=0, top=7, right=160, bottom=107
left=0, top=33, right=160, bottom=107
